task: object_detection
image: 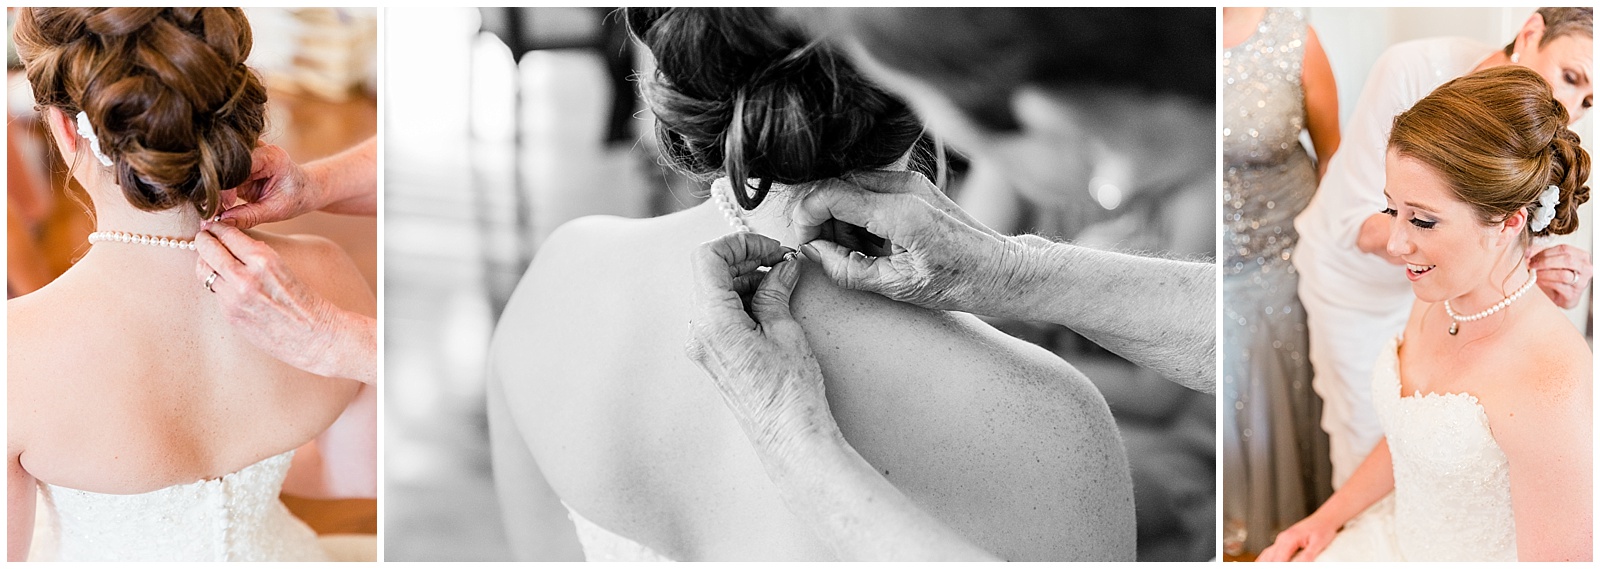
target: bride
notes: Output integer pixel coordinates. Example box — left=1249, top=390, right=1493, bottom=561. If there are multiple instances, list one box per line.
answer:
left=1259, top=66, right=1592, bottom=562
left=7, top=8, right=376, bottom=561
left=487, top=7, right=1133, bottom=561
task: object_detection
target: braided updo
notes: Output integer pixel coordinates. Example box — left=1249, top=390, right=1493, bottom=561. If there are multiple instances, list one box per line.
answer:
left=14, top=8, right=267, bottom=218
left=1389, top=66, right=1589, bottom=237
left=624, top=8, right=930, bottom=210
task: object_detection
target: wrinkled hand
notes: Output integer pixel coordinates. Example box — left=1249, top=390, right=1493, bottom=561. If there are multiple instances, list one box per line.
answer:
left=1256, top=515, right=1338, bottom=562
left=1529, top=244, right=1592, bottom=309
left=685, top=232, right=840, bottom=455
left=792, top=171, right=1016, bottom=315
left=194, top=222, right=348, bottom=379
left=218, top=145, right=323, bottom=229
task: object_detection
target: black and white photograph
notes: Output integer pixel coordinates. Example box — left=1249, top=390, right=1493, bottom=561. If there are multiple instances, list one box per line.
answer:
left=385, top=7, right=1215, bottom=562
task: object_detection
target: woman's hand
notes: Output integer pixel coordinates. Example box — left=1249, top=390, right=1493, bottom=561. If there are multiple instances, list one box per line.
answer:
left=685, top=232, right=840, bottom=456
left=1529, top=244, right=1593, bottom=309
left=685, top=232, right=1000, bottom=561
left=792, top=171, right=1016, bottom=316
left=1257, top=514, right=1339, bottom=562
left=193, top=222, right=376, bottom=383
left=218, top=145, right=325, bottom=229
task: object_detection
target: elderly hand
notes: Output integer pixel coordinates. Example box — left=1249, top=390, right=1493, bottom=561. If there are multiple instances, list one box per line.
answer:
left=217, top=145, right=325, bottom=229
left=792, top=171, right=1019, bottom=316
left=1529, top=244, right=1593, bottom=309
left=685, top=232, right=841, bottom=455
left=194, top=222, right=370, bottom=382
left=1256, top=515, right=1339, bottom=562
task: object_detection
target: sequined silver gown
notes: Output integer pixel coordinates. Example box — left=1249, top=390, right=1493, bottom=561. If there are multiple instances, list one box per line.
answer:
left=1221, top=7, right=1333, bottom=556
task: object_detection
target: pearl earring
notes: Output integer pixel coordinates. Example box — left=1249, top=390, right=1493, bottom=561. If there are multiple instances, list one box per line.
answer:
left=1511, top=52, right=1520, bottom=64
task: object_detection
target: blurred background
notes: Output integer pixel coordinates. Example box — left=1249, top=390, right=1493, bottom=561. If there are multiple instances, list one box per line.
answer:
left=5, top=4, right=378, bottom=540
left=383, top=7, right=1214, bottom=562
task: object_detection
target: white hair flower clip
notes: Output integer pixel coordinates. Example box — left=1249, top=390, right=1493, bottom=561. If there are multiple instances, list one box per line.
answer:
left=74, top=111, right=114, bottom=167
left=1529, top=184, right=1560, bottom=232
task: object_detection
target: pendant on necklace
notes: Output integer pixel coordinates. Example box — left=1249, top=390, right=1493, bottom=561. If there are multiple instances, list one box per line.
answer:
left=1448, top=322, right=1459, bottom=335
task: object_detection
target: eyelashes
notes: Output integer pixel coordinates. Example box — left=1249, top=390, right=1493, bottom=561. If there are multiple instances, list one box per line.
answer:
left=1382, top=207, right=1436, bottom=229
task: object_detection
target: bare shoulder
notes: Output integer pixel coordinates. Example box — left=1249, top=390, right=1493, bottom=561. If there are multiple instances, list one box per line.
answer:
left=246, top=230, right=375, bottom=316
left=1505, top=329, right=1591, bottom=408
left=798, top=263, right=1092, bottom=376
left=6, top=284, right=84, bottom=405
left=1482, top=316, right=1591, bottom=437
left=526, top=215, right=656, bottom=275
left=489, top=215, right=642, bottom=379
left=494, top=214, right=677, bottom=336
left=789, top=266, right=1134, bottom=559
left=7, top=296, right=49, bottom=447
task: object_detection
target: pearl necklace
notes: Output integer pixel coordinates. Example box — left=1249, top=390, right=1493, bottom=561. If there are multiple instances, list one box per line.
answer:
left=1443, top=269, right=1537, bottom=335
left=710, top=178, right=751, bottom=233
left=87, top=230, right=197, bottom=251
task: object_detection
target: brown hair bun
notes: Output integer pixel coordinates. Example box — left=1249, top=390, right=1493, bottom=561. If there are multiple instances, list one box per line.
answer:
left=15, top=8, right=267, bottom=217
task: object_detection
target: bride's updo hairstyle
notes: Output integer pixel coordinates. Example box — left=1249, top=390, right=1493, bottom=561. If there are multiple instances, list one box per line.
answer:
left=13, top=8, right=268, bottom=218
left=1389, top=66, right=1589, bottom=238
left=624, top=8, right=928, bottom=210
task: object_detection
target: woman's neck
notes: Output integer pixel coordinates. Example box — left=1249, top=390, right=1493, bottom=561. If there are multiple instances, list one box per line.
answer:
left=83, top=178, right=204, bottom=239
left=708, top=178, right=813, bottom=249
left=1449, top=249, right=1536, bottom=315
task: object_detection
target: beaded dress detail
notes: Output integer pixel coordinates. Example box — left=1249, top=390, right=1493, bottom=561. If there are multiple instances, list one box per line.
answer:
left=1316, top=336, right=1516, bottom=561
left=29, top=450, right=328, bottom=561
left=1221, top=7, right=1331, bottom=555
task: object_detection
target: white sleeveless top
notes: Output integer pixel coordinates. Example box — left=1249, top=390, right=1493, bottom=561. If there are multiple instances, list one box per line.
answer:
left=1318, top=336, right=1517, bottom=561
left=29, top=450, right=331, bottom=561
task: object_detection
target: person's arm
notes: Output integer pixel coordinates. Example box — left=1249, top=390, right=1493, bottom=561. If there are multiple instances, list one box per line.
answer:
left=220, top=137, right=377, bottom=228
left=7, top=449, right=35, bottom=562
left=686, top=232, right=998, bottom=561
left=301, top=137, right=377, bottom=217
left=1495, top=360, right=1592, bottom=561
left=794, top=172, right=1214, bottom=393
left=1301, top=26, right=1341, bottom=179
left=1258, top=439, right=1396, bottom=562
left=1005, top=234, right=1214, bottom=393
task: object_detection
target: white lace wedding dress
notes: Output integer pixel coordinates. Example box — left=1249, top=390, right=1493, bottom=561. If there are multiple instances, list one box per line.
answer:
left=28, top=449, right=371, bottom=562
left=1316, top=336, right=1517, bottom=561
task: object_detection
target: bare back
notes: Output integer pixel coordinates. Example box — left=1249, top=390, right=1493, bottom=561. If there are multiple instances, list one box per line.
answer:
left=491, top=205, right=1135, bottom=561
left=8, top=230, right=368, bottom=494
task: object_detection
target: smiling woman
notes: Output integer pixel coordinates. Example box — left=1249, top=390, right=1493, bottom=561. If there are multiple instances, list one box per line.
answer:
left=1383, top=66, right=1588, bottom=312
left=1261, top=65, right=1592, bottom=562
